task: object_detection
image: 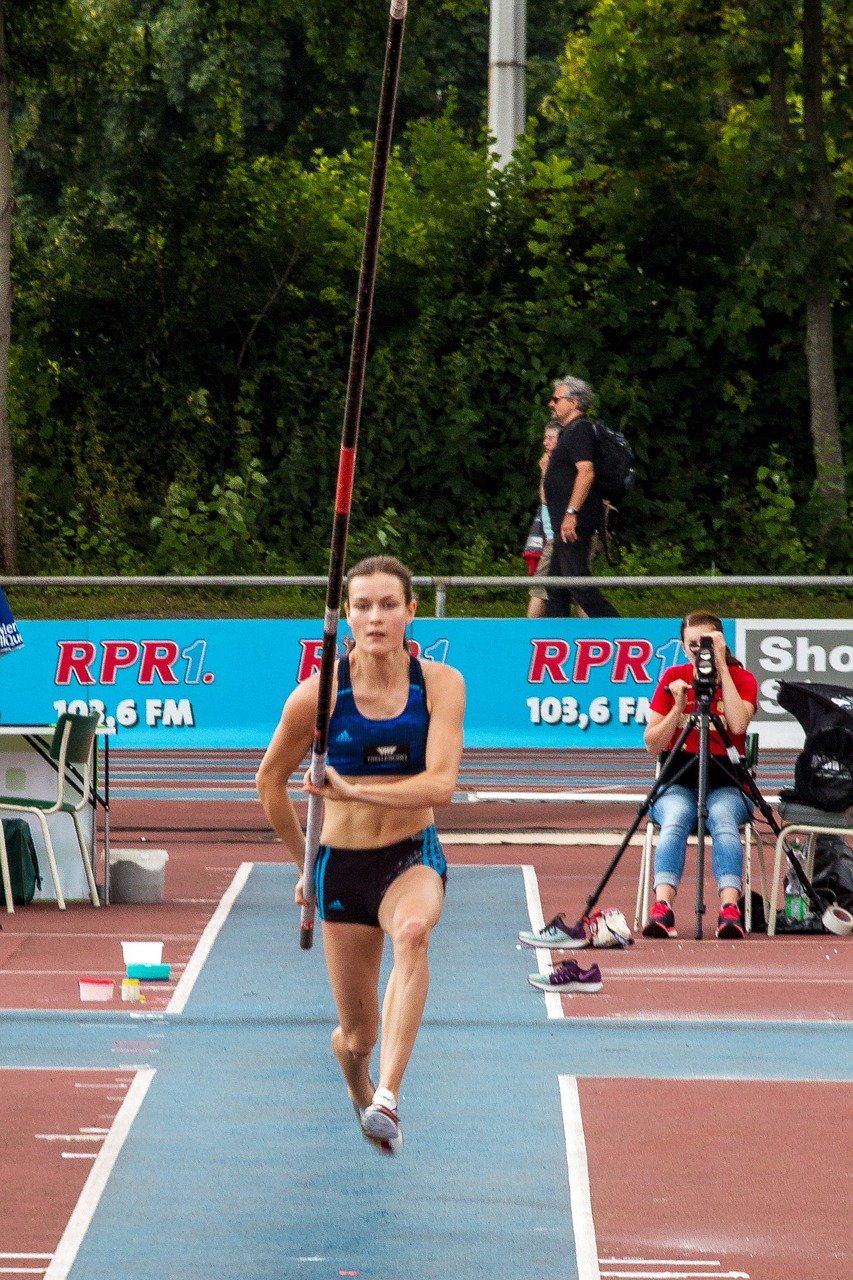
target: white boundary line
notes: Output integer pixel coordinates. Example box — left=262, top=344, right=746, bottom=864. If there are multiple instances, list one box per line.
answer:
left=44, top=1068, right=156, bottom=1280
left=559, top=1075, right=601, bottom=1280
left=166, top=861, right=252, bottom=1014
left=521, top=864, right=564, bottom=1020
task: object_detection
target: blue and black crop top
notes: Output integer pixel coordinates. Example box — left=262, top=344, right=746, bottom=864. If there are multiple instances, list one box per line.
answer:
left=327, top=653, right=430, bottom=776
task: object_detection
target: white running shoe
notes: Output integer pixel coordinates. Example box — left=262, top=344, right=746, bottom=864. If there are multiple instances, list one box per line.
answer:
left=361, top=1087, right=403, bottom=1156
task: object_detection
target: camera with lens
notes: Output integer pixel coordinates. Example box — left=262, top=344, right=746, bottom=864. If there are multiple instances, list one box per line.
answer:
left=692, top=636, right=717, bottom=698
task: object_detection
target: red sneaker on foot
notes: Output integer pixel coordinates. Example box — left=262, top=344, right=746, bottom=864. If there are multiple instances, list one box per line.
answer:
left=716, top=902, right=745, bottom=939
left=642, top=900, right=677, bottom=938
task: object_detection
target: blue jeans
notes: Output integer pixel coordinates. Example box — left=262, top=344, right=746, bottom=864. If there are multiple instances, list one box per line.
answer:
left=649, top=784, right=752, bottom=894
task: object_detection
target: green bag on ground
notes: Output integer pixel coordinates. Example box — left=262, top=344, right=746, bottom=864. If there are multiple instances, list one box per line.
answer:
left=2, top=818, right=42, bottom=904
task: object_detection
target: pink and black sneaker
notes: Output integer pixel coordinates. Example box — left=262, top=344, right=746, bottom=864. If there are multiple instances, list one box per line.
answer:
left=716, top=902, right=745, bottom=939
left=642, top=901, right=678, bottom=938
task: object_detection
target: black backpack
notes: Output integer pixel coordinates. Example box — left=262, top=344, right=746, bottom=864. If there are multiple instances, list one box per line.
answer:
left=784, top=723, right=853, bottom=811
left=2, top=819, right=42, bottom=905
left=591, top=420, right=636, bottom=507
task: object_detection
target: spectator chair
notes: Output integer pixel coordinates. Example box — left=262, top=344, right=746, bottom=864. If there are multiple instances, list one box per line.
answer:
left=634, top=733, right=769, bottom=934
left=767, top=802, right=853, bottom=936
left=0, top=712, right=102, bottom=912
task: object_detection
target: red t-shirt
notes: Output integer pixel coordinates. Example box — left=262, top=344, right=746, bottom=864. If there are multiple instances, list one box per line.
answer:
left=650, top=661, right=758, bottom=756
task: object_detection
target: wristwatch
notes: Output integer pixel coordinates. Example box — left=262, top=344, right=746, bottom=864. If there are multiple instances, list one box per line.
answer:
left=565, top=507, right=577, bottom=516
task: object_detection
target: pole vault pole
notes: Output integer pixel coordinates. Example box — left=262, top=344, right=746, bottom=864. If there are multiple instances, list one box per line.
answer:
left=300, top=0, right=408, bottom=950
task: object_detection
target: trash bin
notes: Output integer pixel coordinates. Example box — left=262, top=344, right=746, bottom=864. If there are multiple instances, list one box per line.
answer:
left=109, top=848, right=169, bottom=904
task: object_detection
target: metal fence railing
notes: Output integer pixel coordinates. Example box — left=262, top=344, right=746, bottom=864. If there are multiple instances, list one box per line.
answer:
left=2, top=574, right=852, bottom=617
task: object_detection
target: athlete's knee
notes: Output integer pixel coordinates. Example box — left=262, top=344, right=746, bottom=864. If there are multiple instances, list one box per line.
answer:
left=391, top=912, right=432, bottom=958
left=335, top=1024, right=376, bottom=1061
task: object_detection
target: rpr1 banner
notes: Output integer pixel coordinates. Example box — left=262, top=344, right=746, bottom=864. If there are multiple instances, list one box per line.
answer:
left=0, top=617, right=737, bottom=750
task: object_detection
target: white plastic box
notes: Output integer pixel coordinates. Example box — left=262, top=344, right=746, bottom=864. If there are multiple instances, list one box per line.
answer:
left=121, top=941, right=164, bottom=966
left=79, top=978, right=114, bottom=1002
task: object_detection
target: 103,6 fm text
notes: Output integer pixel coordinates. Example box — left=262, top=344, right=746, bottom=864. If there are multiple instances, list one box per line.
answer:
left=526, top=695, right=651, bottom=729
left=53, top=698, right=195, bottom=729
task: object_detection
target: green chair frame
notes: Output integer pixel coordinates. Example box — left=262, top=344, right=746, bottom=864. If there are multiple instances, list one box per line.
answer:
left=0, top=713, right=102, bottom=912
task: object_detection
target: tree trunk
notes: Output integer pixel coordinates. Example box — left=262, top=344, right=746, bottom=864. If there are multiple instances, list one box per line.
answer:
left=800, top=0, right=846, bottom=545
left=804, top=285, right=845, bottom=528
left=0, top=2, right=19, bottom=574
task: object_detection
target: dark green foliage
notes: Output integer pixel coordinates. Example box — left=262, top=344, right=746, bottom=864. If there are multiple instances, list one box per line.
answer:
left=6, top=0, right=853, bottom=585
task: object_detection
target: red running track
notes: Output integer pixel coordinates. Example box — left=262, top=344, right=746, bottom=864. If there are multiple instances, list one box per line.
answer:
left=0, top=795, right=850, bottom=1279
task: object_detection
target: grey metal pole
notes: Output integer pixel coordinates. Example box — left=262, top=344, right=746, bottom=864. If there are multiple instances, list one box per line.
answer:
left=488, top=0, right=526, bottom=167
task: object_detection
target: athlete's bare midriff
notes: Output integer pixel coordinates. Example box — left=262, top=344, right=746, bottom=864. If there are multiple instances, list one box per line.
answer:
left=320, top=777, right=434, bottom=850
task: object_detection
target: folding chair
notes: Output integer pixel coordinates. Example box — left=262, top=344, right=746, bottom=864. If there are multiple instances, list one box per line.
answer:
left=767, top=803, right=853, bottom=936
left=0, top=712, right=102, bottom=911
left=635, top=732, right=768, bottom=933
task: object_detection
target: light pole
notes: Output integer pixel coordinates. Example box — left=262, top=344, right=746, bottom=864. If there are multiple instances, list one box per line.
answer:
left=488, top=0, right=526, bottom=167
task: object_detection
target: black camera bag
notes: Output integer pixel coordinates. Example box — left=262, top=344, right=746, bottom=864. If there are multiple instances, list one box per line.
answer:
left=784, top=723, right=853, bottom=811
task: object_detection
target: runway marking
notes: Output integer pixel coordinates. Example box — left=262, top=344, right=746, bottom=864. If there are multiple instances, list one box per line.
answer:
left=35, top=1134, right=104, bottom=1142
left=559, top=1075, right=601, bottom=1280
left=167, top=861, right=251, bottom=1014
left=522, top=863, right=564, bottom=1020
left=44, top=1069, right=156, bottom=1280
left=599, top=1272, right=748, bottom=1278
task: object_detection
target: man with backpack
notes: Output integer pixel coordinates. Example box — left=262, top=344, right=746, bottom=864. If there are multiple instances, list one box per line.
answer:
left=543, top=376, right=620, bottom=618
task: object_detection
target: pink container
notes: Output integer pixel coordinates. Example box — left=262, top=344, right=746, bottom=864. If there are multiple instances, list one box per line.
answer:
left=78, top=978, right=115, bottom=1002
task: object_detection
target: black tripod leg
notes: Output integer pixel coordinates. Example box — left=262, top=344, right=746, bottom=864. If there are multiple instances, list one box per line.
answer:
left=709, top=712, right=828, bottom=919
left=577, top=718, right=698, bottom=924
left=694, top=711, right=710, bottom=940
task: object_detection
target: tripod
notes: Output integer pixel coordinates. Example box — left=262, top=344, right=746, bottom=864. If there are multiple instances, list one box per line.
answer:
left=574, top=688, right=828, bottom=940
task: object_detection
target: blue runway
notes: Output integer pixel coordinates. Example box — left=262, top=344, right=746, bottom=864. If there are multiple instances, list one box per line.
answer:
left=3, top=865, right=851, bottom=1278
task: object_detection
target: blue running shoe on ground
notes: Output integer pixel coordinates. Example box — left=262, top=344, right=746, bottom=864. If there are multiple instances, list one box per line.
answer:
left=517, top=912, right=589, bottom=950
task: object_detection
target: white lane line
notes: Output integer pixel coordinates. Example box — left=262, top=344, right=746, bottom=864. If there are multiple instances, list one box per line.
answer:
left=36, top=1135, right=103, bottom=1142
left=74, top=1083, right=128, bottom=1089
left=521, top=864, right=563, bottom=1020
left=600, top=1260, right=722, bottom=1266
left=559, top=1075, right=601, bottom=1280
left=167, top=862, right=252, bottom=1014
left=596, top=1264, right=742, bottom=1274
left=60, top=1154, right=98, bottom=1160
left=44, top=1068, right=155, bottom=1280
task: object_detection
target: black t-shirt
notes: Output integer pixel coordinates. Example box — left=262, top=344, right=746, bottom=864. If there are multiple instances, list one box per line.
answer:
left=543, top=417, right=605, bottom=536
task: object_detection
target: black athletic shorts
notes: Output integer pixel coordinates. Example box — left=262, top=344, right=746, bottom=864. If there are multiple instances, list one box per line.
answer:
left=314, top=825, right=447, bottom=927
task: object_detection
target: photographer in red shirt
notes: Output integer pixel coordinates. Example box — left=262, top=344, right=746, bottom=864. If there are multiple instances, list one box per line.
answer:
left=642, top=611, right=758, bottom=940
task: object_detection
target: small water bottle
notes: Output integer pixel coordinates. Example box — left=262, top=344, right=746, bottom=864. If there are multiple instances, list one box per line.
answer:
left=784, top=839, right=807, bottom=921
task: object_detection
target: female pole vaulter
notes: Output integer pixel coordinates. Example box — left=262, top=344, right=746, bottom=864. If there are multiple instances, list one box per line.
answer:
left=257, top=555, right=465, bottom=1155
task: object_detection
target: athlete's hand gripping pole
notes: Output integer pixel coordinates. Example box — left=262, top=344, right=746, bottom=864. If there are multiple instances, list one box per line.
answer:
left=299, top=0, right=408, bottom=950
